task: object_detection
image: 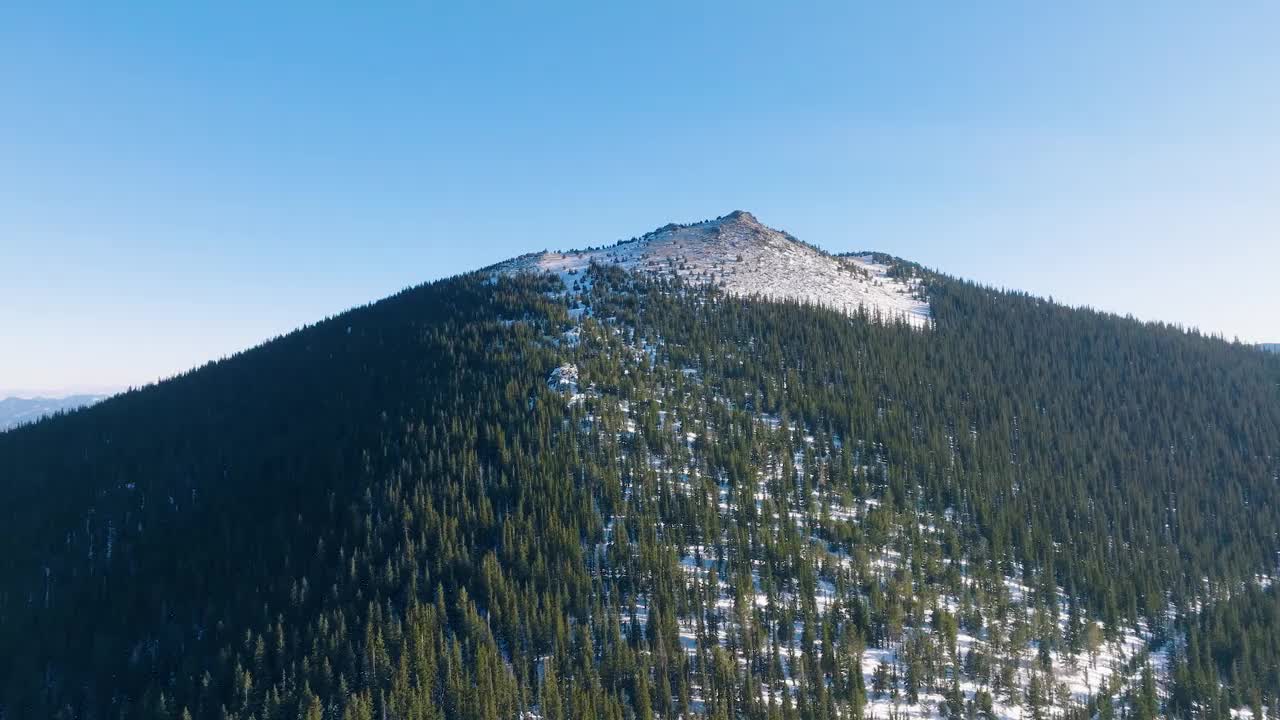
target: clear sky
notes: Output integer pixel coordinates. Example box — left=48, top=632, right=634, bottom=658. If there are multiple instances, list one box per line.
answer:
left=2, top=2, right=1278, bottom=396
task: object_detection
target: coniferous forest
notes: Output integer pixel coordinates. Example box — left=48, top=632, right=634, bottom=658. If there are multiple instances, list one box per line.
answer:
left=2, top=262, right=1279, bottom=719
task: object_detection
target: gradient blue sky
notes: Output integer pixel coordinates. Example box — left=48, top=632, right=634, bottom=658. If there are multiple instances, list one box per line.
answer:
left=3, top=2, right=1278, bottom=395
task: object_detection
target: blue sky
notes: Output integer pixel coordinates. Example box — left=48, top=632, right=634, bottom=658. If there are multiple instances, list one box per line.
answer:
left=2, top=2, right=1278, bottom=395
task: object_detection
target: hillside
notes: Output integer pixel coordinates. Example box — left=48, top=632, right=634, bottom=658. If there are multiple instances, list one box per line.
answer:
left=2, top=214, right=1279, bottom=719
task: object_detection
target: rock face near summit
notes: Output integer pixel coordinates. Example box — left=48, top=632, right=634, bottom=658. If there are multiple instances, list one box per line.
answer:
left=498, top=210, right=932, bottom=327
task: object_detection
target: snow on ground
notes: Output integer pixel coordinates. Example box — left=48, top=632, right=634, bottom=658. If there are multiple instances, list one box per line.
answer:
left=494, top=211, right=931, bottom=328
left=529, top=272, right=1191, bottom=719
left=547, top=363, right=585, bottom=405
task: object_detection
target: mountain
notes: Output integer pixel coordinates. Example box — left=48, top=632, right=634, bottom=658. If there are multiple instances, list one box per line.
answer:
left=1261, top=343, right=1280, bottom=353
left=0, top=393, right=103, bottom=431
left=496, top=211, right=931, bottom=328
left=2, top=212, right=1279, bottom=719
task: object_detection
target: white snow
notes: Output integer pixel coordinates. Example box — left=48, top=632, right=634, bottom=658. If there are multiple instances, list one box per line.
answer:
left=547, top=364, right=583, bottom=404
left=527, top=262, right=1201, bottom=718
left=495, top=211, right=931, bottom=327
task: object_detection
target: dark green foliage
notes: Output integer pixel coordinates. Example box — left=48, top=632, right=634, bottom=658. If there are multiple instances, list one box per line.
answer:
left=1, top=262, right=1278, bottom=718
left=1167, top=584, right=1280, bottom=717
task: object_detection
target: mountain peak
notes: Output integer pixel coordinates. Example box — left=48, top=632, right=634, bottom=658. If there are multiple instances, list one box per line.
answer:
left=496, top=212, right=931, bottom=327
left=718, top=209, right=760, bottom=225
left=0, top=394, right=104, bottom=432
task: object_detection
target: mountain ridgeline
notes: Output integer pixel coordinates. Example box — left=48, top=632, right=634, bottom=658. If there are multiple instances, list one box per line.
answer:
left=2, top=214, right=1279, bottom=719
left=0, top=394, right=103, bottom=432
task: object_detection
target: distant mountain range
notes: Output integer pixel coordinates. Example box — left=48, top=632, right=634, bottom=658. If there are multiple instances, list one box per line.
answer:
left=0, top=394, right=103, bottom=431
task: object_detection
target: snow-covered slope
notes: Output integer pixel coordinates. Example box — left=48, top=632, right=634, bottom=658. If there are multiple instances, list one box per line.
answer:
left=496, top=211, right=931, bottom=327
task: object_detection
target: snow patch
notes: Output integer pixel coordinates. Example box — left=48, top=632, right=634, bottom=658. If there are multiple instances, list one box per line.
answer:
left=495, top=211, right=931, bottom=327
